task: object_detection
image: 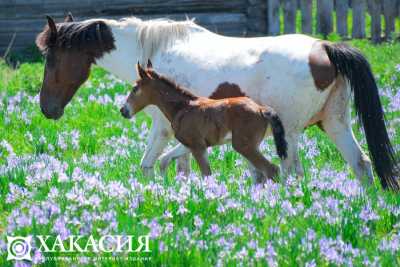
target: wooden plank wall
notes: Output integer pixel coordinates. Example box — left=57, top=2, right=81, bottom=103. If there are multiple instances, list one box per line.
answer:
left=267, top=0, right=400, bottom=42
left=0, top=0, right=399, bottom=55
left=0, top=0, right=250, bottom=54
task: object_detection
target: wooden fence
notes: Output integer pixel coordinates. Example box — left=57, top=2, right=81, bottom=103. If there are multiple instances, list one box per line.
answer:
left=0, top=0, right=399, bottom=55
left=267, top=0, right=400, bottom=42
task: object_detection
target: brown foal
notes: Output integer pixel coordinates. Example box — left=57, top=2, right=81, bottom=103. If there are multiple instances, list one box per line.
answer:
left=121, top=62, right=287, bottom=182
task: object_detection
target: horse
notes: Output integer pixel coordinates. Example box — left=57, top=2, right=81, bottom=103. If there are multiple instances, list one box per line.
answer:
left=120, top=62, right=288, bottom=182
left=36, top=14, right=399, bottom=190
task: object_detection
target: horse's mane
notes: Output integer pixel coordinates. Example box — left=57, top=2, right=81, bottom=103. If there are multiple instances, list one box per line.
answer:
left=121, top=17, right=200, bottom=62
left=36, top=20, right=115, bottom=58
left=36, top=17, right=202, bottom=60
left=147, top=69, right=197, bottom=100
left=209, top=82, right=247, bottom=99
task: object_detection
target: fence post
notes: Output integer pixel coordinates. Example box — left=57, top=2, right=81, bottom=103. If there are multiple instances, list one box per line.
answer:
left=247, top=0, right=268, bottom=36
left=352, top=0, right=366, bottom=38
left=283, top=0, right=297, bottom=33
left=336, top=0, right=348, bottom=38
left=383, top=0, right=396, bottom=39
left=268, top=0, right=281, bottom=35
left=317, top=0, right=333, bottom=37
left=300, top=0, right=312, bottom=34
left=369, top=0, right=382, bottom=43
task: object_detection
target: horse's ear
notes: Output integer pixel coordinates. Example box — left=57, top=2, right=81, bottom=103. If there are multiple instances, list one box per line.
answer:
left=136, top=62, right=148, bottom=80
left=64, top=12, right=74, bottom=22
left=46, top=15, right=57, bottom=34
left=46, top=15, right=57, bottom=44
left=147, top=59, right=153, bottom=69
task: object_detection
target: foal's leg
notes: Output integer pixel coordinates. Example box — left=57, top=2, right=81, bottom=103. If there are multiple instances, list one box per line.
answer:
left=247, top=162, right=265, bottom=183
left=237, top=148, right=279, bottom=183
left=232, top=135, right=278, bottom=182
left=159, top=144, right=190, bottom=176
left=190, top=148, right=212, bottom=177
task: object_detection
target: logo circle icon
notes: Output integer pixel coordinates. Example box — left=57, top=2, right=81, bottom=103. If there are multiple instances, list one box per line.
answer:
left=7, top=236, right=32, bottom=261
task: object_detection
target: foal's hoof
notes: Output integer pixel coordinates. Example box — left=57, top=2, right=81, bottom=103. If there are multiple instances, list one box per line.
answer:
left=268, top=164, right=280, bottom=181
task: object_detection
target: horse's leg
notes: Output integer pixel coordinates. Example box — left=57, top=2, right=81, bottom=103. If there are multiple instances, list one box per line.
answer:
left=159, top=144, right=190, bottom=176
left=280, top=131, right=301, bottom=181
left=322, top=115, right=373, bottom=184
left=141, top=111, right=173, bottom=177
left=320, top=79, right=373, bottom=184
left=176, top=152, right=191, bottom=176
left=294, top=143, right=304, bottom=178
left=190, top=148, right=211, bottom=177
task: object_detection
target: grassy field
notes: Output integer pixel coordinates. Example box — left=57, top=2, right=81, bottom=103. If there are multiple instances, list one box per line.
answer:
left=0, top=39, right=400, bottom=266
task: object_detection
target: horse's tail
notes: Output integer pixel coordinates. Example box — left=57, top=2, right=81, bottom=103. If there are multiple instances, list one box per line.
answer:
left=324, top=42, right=399, bottom=191
left=262, top=109, right=287, bottom=160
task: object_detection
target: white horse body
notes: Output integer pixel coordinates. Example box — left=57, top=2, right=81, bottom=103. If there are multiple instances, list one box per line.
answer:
left=96, top=18, right=371, bottom=180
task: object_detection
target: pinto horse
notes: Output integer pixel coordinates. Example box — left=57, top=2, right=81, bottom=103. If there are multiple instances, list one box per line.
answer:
left=121, top=62, right=287, bottom=182
left=36, top=15, right=399, bottom=190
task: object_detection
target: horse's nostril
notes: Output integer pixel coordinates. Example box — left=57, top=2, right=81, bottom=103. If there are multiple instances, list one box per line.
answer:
left=120, top=106, right=130, bottom=118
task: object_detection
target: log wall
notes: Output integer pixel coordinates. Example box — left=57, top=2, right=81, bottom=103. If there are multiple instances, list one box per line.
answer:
left=0, top=0, right=399, bottom=55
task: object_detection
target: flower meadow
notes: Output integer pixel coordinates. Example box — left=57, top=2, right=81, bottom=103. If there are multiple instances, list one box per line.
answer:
left=0, top=40, right=400, bottom=266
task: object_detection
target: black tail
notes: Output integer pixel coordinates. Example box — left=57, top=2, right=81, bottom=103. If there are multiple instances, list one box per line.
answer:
left=263, top=109, right=288, bottom=160
left=324, top=42, right=399, bottom=191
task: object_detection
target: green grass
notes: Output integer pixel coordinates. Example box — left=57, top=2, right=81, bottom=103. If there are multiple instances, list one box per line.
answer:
left=0, top=38, right=400, bottom=266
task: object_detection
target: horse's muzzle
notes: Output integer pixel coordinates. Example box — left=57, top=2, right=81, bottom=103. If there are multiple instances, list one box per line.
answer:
left=120, top=106, right=132, bottom=119
left=40, top=103, right=64, bottom=120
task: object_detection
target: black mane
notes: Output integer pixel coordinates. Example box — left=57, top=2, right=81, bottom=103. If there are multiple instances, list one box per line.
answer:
left=36, top=20, right=115, bottom=58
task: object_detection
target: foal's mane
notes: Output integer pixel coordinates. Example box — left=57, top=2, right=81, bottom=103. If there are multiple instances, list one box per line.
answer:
left=36, top=20, right=115, bottom=58
left=147, top=69, right=197, bottom=100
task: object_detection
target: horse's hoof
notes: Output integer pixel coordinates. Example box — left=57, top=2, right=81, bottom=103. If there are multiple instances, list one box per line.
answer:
left=141, top=166, right=155, bottom=178
left=176, top=157, right=190, bottom=176
left=159, top=156, right=170, bottom=176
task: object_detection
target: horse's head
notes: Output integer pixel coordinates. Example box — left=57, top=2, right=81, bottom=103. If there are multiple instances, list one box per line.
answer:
left=36, top=15, right=115, bottom=119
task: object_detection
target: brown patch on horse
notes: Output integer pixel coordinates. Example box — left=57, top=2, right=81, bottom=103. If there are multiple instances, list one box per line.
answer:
left=308, top=41, right=336, bottom=90
left=209, top=82, right=246, bottom=99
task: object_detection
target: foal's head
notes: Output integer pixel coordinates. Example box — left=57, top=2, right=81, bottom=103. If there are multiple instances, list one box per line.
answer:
left=121, top=60, right=197, bottom=119
left=120, top=61, right=160, bottom=118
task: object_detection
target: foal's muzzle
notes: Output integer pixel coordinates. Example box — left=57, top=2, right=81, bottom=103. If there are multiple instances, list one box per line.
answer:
left=120, top=105, right=132, bottom=119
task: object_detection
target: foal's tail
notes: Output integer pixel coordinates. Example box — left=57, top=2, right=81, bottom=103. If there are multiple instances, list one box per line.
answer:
left=262, top=109, right=288, bottom=160
left=324, top=42, right=399, bottom=191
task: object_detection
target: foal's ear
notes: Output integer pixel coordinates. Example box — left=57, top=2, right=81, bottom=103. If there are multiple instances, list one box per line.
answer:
left=64, top=12, right=74, bottom=23
left=136, top=62, right=148, bottom=80
left=146, top=59, right=153, bottom=69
